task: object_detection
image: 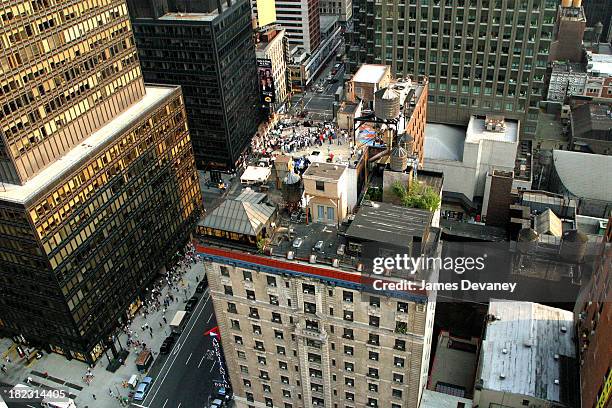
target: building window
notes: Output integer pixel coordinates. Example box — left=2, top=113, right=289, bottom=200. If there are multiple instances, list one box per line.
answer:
left=275, top=330, right=284, bottom=340
left=392, top=389, right=402, bottom=399
left=272, top=312, right=282, bottom=323
left=241, top=365, right=249, bottom=374
left=345, top=377, right=354, bottom=387
left=243, top=379, right=251, bottom=387
left=344, top=345, right=354, bottom=355
left=243, top=270, right=253, bottom=281
left=393, top=373, right=404, bottom=383
left=246, top=392, right=254, bottom=402
left=344, top=310, right=353, bottom=322
left=234, top=335, right=243, bottom=344
left=255, top=341, right=265, bottom=351
left=369, top=316, right=379, bottom=327
left=318, top=205, right=325, bottom=220
left=316, top=181, right=325, bottom=191
left=227, top=302, right=237, bottom=313
left=394, top=357, right=405, bottom=368
left=224, top=285, right=233, bottom=295
left=250, top=307, right=260, bottom=319
left=303, top=284, right=315, bottom=294
left=369, top=296, right=380, bottom=307
left=367, top=397, right=378, bottom=407
left=270, top=295, right=279, bottom=305
left=220, top=266, right=230, bottom=276
left=253, top=324, right=262, bottom=334
left=246, top=290, right=256, bottom=300
left=369, top=351, right=379, bottom=361
left=343, top=328, right=354, bottom=340
left=368, top=383, right=378, bottom=392
left=237, top=350, right=246, bottom=359
left=343, top=291, right=353, bottom=303
left=265, top=397, right=273, bottom=407
left=231, top=320, right=241, bottom=330
left=263, top=383, right=271, bottom=393
left=345, top=362, right=354, bottom=372
left=368, top=333, right=380, bottom=345
left=267, top=275, right=277, bottom=287
left=368, top=367, right=379, bottom=379
left=277, top=345, right=286, bottom=355
left=258, top=356, right=267, bottom=365
left=305, top=302, right=317, bottom=314
left=260, top=370, right=270, bottom=380
left=394, top=339, right=406, bottom=351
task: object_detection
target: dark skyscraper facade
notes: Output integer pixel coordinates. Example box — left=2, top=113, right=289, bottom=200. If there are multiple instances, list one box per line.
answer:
left=127, top=0, right=262, bottom=169
left=347, top=0, right=557, bottom=138
left=0, top=0, right=202, bottom=363
left=582, top=0, right=612, bottom=42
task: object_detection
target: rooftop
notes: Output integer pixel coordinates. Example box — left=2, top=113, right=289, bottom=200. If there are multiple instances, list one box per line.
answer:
left=587, top=51, right=612, bottom=76
left=571, top=103, right=612, bottom=139
left=424, top=123, right=466, bottom=161
left=514, top=140, right=532, bottom=182
left=345, top=201, right=432, bottom=246
left=420, top=390, right=473, bottom=408
left=302, top=162, right=347, bottom=181
left=198, top=199, right=276, bottom=236
left=479, top=300, right=577, bottom=405
left=320, top=15, right=339, bottom=34
left=352, top=64, right=389, bottom=85
left=466, top=116, right=519, bottom=144
left=552, top=149, right=612, bottom=202
left=429, top=331, right=478, bottom=398
left=0, top=85, right=177, bottom=205
left=159, top=10, right=221, bottom=22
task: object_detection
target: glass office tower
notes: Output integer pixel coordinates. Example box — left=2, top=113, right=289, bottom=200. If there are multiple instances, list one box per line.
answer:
left=0, top=0, right=202, bottom=362
left=127, top=0, right=262, bottom=169
left=347, top=0, right=557, bottom=138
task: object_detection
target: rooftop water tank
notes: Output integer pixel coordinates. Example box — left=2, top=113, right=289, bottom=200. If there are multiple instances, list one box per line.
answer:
left=374, top=87, right=401, bottom=120
left=560, top=229, right=588, bottom=263
left=389, top=145, right=409, bottom=172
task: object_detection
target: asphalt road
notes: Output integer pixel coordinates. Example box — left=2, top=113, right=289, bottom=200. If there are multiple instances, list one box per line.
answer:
left=139, top=289, right=221, bottom=408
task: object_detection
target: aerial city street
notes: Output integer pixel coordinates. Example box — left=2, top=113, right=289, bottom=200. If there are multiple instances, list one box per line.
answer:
left=0, top=0, right=611, bottom=408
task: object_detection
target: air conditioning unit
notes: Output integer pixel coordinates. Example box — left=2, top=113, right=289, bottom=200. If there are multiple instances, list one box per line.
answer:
left=399, top=308, right=406, bottom=312
left=245, top=277, right=252, bottom=281
left=255, top=330, right=261, bottom=334
left=395, top=379, right=401, bottom=383
left=396, top=363, right=402, bottom=367
left=347, top=351, right=352, bottom=355
left=347, top=367, right=352, bottom=371
left=260, top=361, right=265, bottom=365
left=276, top=335, right=282, bottom=339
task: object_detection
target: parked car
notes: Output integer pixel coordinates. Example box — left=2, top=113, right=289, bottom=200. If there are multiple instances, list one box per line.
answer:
left=292, top=237, right=304, bottom=248
left=313, top=240, right=324, bottom=252
left=185, top=296, right=199, bottom=312
left=215, top=386, right=232, bottom=402
left=210, top=398, right=225, bottom=408
left=159, top=335, right=177, bottom=354
left=133, top=377, right=153, bottom=401
left=195, top=280, right=208, bottom=293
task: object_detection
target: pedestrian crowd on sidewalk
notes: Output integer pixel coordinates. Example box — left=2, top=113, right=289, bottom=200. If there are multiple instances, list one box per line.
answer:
left=118, top=242, right=202, bottom=355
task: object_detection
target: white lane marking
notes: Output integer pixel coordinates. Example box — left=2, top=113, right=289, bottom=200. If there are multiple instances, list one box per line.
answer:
left=207, top=314, right=213, bottom=323
left=162, top=399, right=168, bottom=408
left=145, top=293, right=210, bottom=405
left=198, top=354, right=206, bottom=368
left=185, top=352, right=193, bottom=365
left=177, top=403, right=182, bottom=408
left=209, top=360, right=217, bottom=373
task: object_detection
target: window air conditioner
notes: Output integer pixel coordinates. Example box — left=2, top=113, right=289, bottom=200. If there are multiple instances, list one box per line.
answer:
left=347, top=367, right=352, bottom=371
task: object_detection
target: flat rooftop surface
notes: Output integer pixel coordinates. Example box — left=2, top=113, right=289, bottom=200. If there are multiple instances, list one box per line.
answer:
left=345, top=201, right=432, bottom=245
left=0, top=85, right=176, bottom=205
left=420, top=390, right=473, bottom=408
left=429, top=333, right=478, bottom=397
left=424, top=123, right=466, bottom=161
left=159, top=11, right=219, bottom=21
left=479, top=300, right=576, bottom=404
left=466, top=116, right=518, bottom=144
left=588, top=52, right=612, bottom=75
left=352, top=64, right=388, bottom=84
left=302, top=162, right=346, bottom=180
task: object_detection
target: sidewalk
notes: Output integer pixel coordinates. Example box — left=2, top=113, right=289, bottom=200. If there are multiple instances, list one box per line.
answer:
left=0, top=246, right=207, bottom=408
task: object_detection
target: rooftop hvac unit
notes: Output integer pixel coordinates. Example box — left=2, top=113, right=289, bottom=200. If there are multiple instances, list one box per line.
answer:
left=561, top=326, right=567, bottom=333
left=502, top=348, right=508, bottom=354
left=554, top=354, right=559, bottom=360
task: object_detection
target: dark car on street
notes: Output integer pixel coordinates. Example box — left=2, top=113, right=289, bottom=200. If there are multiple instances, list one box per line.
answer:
left=159, top=335, right=177, bottom=354
left=185, top=296, right=199, bottom=312
left=195, top=276, right=208, bottom=293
